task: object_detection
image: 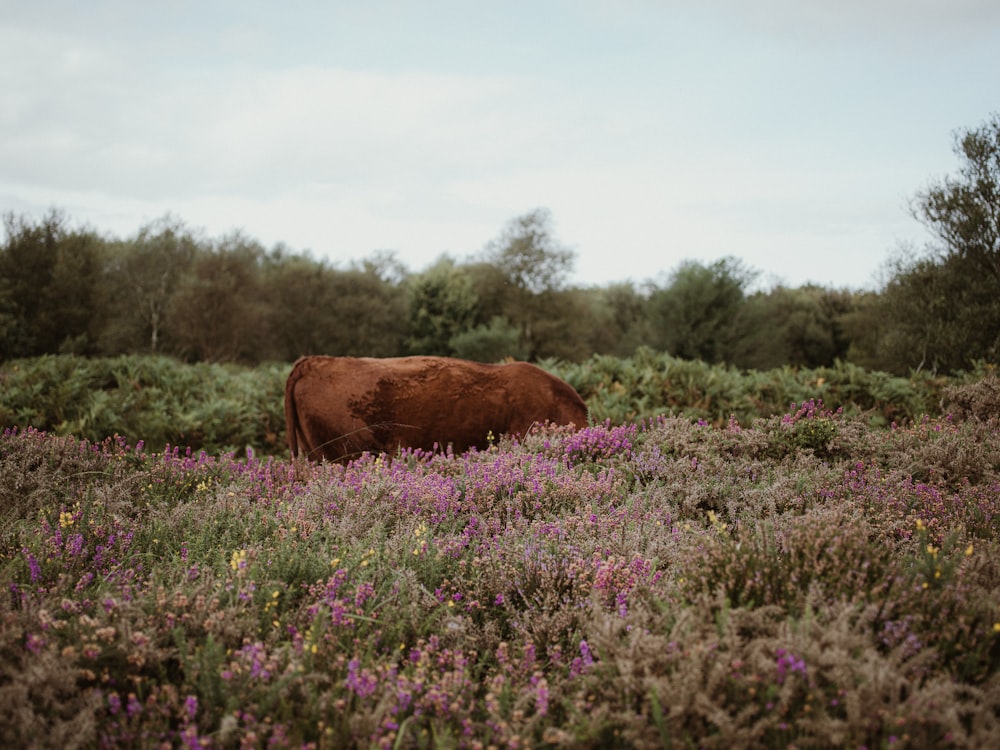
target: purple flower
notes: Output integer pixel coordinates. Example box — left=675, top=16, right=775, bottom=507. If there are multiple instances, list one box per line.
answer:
left=25, top=633, right=45, bottom=654
left=66, top=533, right=86, bottom=557
left=24, top=551, right=41, bottom=583
left=532, top=673, right=549, bottom=716
left=775, top=647, right=807, bottom=684
left=571, top=639, right=595, bottom=676
left=126, top=693, right=142, bottom=718
left=345, top=659, right=378, bottom=698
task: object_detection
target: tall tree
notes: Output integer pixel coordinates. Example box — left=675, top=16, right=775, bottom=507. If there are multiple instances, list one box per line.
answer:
left=0, top=210, right=102, bottom=359
left=320, top=263, right=409, bottom=358
left=482, top=208, right=575, bottom=294
left=858, top=113, right=1000, bottom=373
left=478, top=208, right=576, bottom=358
left=258, top=248, right=343, bottom=361
left=647, top=257, right=756, bottom=363
left=164, top=233, right=265, bottom=363
left=98, top=216, right=200, bottom=355
left=854, top=249, right=987, bottom=374
left=731, top=285, right=857, bottom=370
left=587, top=282, right=654, bottom=358
left=914, top=112, right=1000, bottom=284
left=406, top=256, right=478, bottom=356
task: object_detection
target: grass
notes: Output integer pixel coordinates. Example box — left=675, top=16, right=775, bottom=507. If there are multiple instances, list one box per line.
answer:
left=1, top=391, right=999, bottom=748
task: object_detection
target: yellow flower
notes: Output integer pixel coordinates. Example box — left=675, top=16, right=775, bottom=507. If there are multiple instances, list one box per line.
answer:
left=230, top=549, right=248, bottom=571
left=965, top=544, right=974, bottom=556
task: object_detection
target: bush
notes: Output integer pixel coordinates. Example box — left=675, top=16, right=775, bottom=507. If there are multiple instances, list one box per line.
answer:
left=0, top=355, right=286, bottom=455
left=2, top=400, right=999, bottom=747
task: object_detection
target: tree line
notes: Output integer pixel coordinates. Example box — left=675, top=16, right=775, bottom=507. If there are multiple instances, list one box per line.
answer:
left=2, top=114, right=998, bottom=376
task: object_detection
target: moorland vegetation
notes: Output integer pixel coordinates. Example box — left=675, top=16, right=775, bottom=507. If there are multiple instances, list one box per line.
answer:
left=2, top=376, right=1000, bottom=748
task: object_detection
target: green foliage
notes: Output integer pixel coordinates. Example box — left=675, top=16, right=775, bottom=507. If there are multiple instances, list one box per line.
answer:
left=406, top=256, right=478, bottom=356
left=316, top=264, right=409, bottom=358
left=856, top=251, right=991, bottom=374
left=853, top=112, right=1000, bottom=374
left=0, top=209, right=103, bottom=358
left=165, top=233, right=266, bottom=362
left=0, top=352, right=973, bottom=460
left=731, top=285, right=855, bottom=370
left=0, top=355, right=286, bottom=455
left=552, top=347, right=950, bottom=428
left=584, top=282, right=652, bottom=357
left=95, top=215, right=200, bottom=356
left=449, top=316, right=526, bottom=362
left=477, top=208, right=577, bottom=359
left=256, top=248, right=406, bottom=361
left=646, top=257, right=756, bottom=362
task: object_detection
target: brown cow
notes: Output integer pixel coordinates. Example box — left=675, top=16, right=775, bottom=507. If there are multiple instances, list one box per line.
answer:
left=284, top=355, right=588, bottom=462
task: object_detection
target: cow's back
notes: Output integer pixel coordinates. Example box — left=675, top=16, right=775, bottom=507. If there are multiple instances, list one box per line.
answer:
left=285, top=355, right=588, bottom=462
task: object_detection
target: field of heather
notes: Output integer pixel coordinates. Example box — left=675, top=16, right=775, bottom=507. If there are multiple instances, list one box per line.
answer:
left=2, top=390, right=1000, bottom=748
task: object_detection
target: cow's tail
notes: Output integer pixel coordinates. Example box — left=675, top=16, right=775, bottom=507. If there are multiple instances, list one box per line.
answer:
left=284, top=359, right=303, bottom=459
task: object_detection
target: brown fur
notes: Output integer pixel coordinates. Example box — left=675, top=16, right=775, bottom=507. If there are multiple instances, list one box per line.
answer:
left=284, top=355, right=589, bottom=462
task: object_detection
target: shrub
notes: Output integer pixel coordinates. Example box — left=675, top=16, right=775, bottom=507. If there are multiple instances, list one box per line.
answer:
left=2, top=369, right=1000, bottom=747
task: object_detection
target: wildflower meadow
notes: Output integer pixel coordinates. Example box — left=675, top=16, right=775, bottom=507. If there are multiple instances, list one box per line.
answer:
left=2, top=378, right=1000, bottom=748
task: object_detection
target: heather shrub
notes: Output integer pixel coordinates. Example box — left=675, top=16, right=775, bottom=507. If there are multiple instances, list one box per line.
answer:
left=675, top=502, right=898, bottom=616
left=844, top=414, right=1000, bottom=492
left=3, top=392, right=1000, bottom=748
left=943, top=372, right=1000, bottom=426
left=0, top=428, right=148, bottom=549
left=627, top=417, right=846, bottom=521
left=570, top=598, right=1000, bottom=749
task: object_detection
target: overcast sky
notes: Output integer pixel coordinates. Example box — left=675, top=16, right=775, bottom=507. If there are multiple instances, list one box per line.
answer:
left=3, top=1, right=999, bottom=289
